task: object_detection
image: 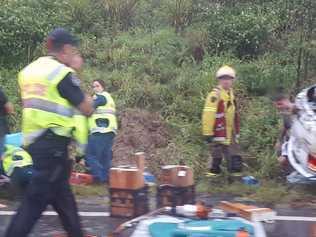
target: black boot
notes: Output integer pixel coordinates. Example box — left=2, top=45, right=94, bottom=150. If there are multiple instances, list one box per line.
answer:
left=228, top=155, right=243, bottom=174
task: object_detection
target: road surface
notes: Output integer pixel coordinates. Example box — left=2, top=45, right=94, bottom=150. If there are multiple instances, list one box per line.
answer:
left=0, top=196, right=315, bottom=236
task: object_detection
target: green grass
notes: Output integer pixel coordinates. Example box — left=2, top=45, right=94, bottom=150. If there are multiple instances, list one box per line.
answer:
left=72, top=184, right=108, bottom=197
left=196, top=177, right=312, bottom=205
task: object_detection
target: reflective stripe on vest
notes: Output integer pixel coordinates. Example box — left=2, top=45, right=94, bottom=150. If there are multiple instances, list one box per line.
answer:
left=94, top=108, right=116, bottom=115
left=23, top=98, right=74, bottom=117
left=213, top=137, right=226, bottom=142
left=47, top=64, right=65, bottom=81
left=90, top=127, right=117, bottom=134
left=23, top=127, right=73, bottom=145
left=215, top=113, right=224, bottom=118
left=23, top=129, right=47, bottom=145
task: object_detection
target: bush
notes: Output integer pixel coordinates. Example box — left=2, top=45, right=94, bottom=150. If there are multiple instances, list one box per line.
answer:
left=0, top=0, right=71, bottom=66
left=238, top=54, right=296, bottom=95
left=206, top=4, right=278, bottom=58
left=240, top=97, right=281, bottom=178
left=0, top=69, right=20, bottom=131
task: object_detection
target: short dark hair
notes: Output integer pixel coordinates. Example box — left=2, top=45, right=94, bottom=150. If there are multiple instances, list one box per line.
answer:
left=46, top=28, right=79, bottom=52
left=93, top=79, right=106, bottom=90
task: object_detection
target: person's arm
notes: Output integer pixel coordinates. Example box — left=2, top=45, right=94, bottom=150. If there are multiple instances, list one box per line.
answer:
left=4, top=102, right=14, bottom=114
left=202, top=89, right=220, bottom=139
left=57, top=73, right=94, bottom=116
left=0, top=89, right=13, bottom=114
left=93, top=94, right=107, bottom=109
left=78, top=95, right=94, bottom=116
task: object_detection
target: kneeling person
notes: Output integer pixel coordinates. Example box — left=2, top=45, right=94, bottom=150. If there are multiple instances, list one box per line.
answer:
left=1, top=144, right=33, bottom=192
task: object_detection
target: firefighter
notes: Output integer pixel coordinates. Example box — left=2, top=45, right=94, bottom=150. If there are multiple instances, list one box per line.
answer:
left=202, top=65, right=242, bottom=176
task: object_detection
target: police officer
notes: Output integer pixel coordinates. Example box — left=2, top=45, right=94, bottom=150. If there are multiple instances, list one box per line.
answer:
left=85, top=79, right=118, bottom=183
left=5, top=28, right=94, bottom=237
left=202, top=65, right=242, bottom=176
left=1, top=144, right=33, bottom=192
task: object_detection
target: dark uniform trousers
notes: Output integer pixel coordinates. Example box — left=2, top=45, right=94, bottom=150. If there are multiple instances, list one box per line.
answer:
left=10, top=165, right=33, bottom=197
left=209, top=142, right=242, bottom=173
left=5, top=131, right=83, bottom=237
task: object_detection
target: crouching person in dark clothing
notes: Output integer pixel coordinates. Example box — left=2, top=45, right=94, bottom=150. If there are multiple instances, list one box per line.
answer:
left=1, top=144, right=33, bottom=193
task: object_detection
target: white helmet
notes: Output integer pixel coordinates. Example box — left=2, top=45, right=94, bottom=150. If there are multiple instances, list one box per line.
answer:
left=216, top=65, right=236, bottom=79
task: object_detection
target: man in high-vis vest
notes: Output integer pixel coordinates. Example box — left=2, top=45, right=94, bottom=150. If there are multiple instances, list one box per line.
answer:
left=1, top=144, right=33, bottom=192
left=202, top=65, right=242, bottom=177
left=5, top=28, right=94, bottom=237
left=85, top=79, right=118, bottom=183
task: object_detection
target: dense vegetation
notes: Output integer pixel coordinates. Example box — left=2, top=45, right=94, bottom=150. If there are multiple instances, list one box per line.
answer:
left=0, top=0, right=315, bottom=180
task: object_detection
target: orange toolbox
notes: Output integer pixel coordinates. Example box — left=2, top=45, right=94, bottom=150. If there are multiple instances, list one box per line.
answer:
left=109, top=152, right=145, bottom=190
left=110, top=186, right=149, bottom=218
left=159, top=165, right=194, bottom=187
left=69, top=172, right=94, bottom=185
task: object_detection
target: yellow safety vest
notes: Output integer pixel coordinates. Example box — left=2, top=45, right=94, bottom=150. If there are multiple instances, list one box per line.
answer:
left=88, top=92, right=118, bottom=134
left=2, top=145, right=33, bottom=176
left=18, top=56, right=75, bottom=146
left=72, top=110, right=88, bottom=156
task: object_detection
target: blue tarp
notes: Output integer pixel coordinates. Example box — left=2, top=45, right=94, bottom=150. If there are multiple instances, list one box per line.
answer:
left=149, top=219, right=254, bottom=237
left=4, top=132, right=22, bottom=147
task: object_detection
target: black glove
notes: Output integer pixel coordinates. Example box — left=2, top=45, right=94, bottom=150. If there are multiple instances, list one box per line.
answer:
left=204, top=136, right=214, bottom=143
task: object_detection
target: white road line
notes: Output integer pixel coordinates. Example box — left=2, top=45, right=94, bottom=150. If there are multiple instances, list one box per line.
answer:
left=275, top=216, right=316, bottom=222
left=0, top=211, right=110, bottom=217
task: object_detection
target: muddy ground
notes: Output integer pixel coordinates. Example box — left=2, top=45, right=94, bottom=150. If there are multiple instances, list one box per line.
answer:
left=112, top=108, right=170, bottom=172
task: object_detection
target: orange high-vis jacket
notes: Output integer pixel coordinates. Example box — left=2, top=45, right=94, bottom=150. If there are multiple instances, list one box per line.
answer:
left=202, top=85, right=240, bottom=145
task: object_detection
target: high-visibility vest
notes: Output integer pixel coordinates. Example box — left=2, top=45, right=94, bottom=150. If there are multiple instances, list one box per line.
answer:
left=88, top=91, right=118, bottom=134
left=18, top=56, right=75, bottom=146
left=2, top=145, right=33, bottom=176
left=72, top=110, right=88, bottom=156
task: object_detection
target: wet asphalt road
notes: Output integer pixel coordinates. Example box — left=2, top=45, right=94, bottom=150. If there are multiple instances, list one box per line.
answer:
left=0, top=197, right=316, bottom=237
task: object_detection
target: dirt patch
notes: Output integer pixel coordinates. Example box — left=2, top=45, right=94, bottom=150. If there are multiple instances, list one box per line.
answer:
left=112, top=108, right=169, bottom=170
